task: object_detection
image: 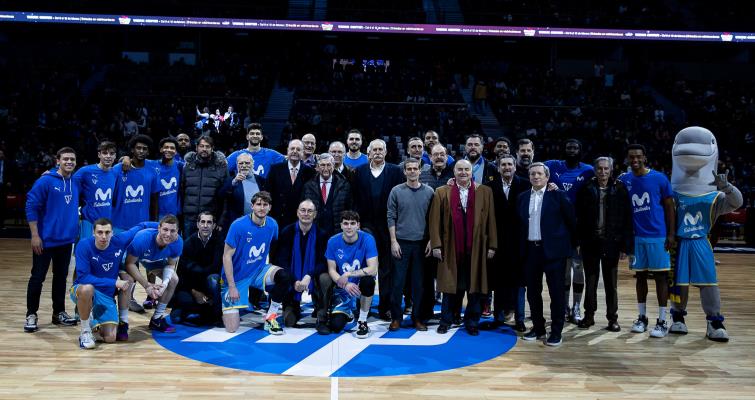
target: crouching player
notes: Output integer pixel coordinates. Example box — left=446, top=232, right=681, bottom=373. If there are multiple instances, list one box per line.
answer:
left=71, top=219, right=158, bottom=349
left=324, top=211, right=379, bottom=338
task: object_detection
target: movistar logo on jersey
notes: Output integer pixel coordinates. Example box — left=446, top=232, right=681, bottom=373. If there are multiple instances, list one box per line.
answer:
left=124, top=185, right=145, bottom=203
left=631, top=192, right=651, bottom=212
left=341, top=259, right=361, bottom=273
left=153, top=304, right=517, bottom=377
left=247, top=243, right=266, bottom=264
left=682, top=211, right=705, bottom=236
left=253, top=165, right=264, bottom=175
left=160, top=177, right=178, bottom=196
left=93, top=187, right=113, bottom=207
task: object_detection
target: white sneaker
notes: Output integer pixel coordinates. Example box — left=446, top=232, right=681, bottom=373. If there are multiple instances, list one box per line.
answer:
left=572, top=307, right=583, bottom=323
left=706, top=320, right=729, bottom=342
left=669, top=320, right=688, bottom=334
left=650, top=319, right=669, bottom=338
left=631, top=315, right=649, bottom=333
left=79, top=330, right=96, bottom=349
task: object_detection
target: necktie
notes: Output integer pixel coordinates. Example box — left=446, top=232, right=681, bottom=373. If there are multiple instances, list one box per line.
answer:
left=321, top=182, right=328, bottom=203
left=290, top=167, right=297, bottom=184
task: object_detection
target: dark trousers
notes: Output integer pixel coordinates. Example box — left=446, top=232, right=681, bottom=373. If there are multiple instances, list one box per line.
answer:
left=441, top=290, right=482, bottom=328
left=171, top=273, right=221, bottom=325
left=525, top=242, right=566, bottom=336
left=582, top=245, right=619, bottom=321
left=497, top=286, right=526, bottom=323
left=27, top=243, right=73, bottom=316
left=316, top=272, right=335, bottom=321
left=366, top=228, right=392, bottom=316
left=420, top=256, right=438, bottom=321
left=391, top=239, right=425, bottom=322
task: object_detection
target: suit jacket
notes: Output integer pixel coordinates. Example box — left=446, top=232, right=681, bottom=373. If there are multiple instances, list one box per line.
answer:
left=456, top=158, right=498, bottom=185
left=352, top=162, right=404, bottom=239
left=485, top=175, right=531, bottom=286
left=302, top=174, right=353, bottom=236
left=428, top=183, right=497, bottom=294
left=267, top=161, right=315, bottom=228
left=272, top=223, right=329, bottom=277
left=517, top=188, right=576, bottom=262
left=218, top=174, right=267, bottom=229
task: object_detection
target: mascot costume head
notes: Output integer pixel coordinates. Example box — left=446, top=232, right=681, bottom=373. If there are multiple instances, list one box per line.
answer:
left=671, top=126, right=718, bottom=195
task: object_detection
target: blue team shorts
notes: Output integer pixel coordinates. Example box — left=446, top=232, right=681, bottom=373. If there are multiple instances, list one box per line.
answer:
left=221, top=264, right=278, bottom=312
left=69, top=284, right=119, bottom=328
left=675, top=238, right=717, bottom=286
left=631, top=237, right=670, bottom=271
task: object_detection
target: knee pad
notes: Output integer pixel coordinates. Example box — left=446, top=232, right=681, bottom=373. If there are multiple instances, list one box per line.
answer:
left=329, top=313, right=348, bottom=333
left=359, top=276, right=375, bottom=297
left=270, top=269, right=294, bottom=302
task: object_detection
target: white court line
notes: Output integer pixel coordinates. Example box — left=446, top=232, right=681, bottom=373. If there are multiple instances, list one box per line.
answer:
left=182, top=327, right=251, bottom=342
left=331, top=377, right=339, bottom=400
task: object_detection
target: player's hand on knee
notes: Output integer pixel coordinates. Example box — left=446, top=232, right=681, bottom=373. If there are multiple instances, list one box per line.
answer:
left=346, top=282, right=361, bottom=297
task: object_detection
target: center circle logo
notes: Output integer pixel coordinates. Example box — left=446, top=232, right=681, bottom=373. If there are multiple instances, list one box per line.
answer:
left=154, top=303, right=518, bottom=377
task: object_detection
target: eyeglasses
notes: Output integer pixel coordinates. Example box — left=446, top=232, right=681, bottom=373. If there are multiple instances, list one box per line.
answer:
left=298, top=209, right=316, bottom=215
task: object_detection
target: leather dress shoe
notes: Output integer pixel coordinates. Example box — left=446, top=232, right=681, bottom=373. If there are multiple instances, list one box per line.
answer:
left=414, top=321, right=428, bottom=331
left=389, top=320, right=401, bottom=331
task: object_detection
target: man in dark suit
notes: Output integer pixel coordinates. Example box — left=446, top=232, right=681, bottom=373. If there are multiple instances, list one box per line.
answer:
left=484, top=154, right=531, bottom=332
left=465, top=134, right=498, bottom=185
left=352, top=139, right=404, bottom=320
left=302, top=153, right=353, bottom=238
left=267, top=139, right=315, bottom=228
left=518, top=162, right=576, bottom=346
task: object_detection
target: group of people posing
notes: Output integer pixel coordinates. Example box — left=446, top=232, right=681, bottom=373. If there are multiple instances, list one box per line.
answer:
left=24, top=124, right=741, bottom=350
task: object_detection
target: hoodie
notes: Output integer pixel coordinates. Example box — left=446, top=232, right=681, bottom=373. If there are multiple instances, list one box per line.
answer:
left=26, top=171, right=80, bottom=247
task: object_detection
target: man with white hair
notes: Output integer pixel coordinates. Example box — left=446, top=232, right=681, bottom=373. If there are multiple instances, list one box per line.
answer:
left=329, top=141, right=354, bottom=181
left=352, top=139, right=404, bottom=320
left=302, top=153, right=353, bottom=237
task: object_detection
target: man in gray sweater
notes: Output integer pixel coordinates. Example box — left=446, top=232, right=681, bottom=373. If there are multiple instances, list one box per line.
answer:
left=387, top=158, right=435, bottom=331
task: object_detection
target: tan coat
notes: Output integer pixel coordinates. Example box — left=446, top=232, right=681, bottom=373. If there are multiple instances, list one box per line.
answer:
left=428, top=184, right=497, bottom=294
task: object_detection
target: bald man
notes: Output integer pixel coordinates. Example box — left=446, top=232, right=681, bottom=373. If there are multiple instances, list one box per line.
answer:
left=267, top=139, right=316, bottom=227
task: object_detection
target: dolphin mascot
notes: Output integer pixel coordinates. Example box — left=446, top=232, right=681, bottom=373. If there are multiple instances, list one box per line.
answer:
left=669, top=126, right=742, bottom=341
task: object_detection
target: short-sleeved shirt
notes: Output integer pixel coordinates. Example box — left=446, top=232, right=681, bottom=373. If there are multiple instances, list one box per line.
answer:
left=111, top=161, right=160, bottom=230
left=227, top=147, right=285, bottom=178
left=325, top=231, right=378, bottom=283
left=224, top=215, right=279, bottom=282
left=343, top=153, right=369, bottom=169
left=545, top=160, right=595, bottom=204
left=157, top=160, right=183, bottom=218
left=618, top=169, right=673, bottom=238
left=73, top=164, right=117, bottom=222
left=126, top=228, right=183, bottom=270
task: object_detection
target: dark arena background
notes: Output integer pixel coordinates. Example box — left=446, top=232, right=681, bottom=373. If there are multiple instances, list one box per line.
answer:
left=1, top=1, right=754, bottom=398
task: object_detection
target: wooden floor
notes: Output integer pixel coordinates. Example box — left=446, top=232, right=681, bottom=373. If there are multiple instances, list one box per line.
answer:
left=1, top=238, right=754, bottom=399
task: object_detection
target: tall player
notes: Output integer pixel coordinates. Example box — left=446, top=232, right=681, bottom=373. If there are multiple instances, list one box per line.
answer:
left=111, top=134, right=160, bottom=233
left=545, top=139, right=595, bottom=323
left=227, top=123, right=285, bottom=178
left=221, top=191, right=295, bottom=335
left=71, top=219, right=158, bottom=348
left=124, top=215, right=183, bottom=333
left=72, top=141, right=117, bottom=240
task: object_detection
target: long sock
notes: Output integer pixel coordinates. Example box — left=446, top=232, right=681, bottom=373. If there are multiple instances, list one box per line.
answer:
left=80, top=318, right=91, bottom=333
left=358, top=312, right=368, bottom=322
left=119, top=309, right=129, bottom=324
left=638, top=303, right=647, bottom=317
left=267, top=301, right=282, bottom=319
left=659, top=306, right=667, bottom=321
left=153, top=303, right=167, bottom=319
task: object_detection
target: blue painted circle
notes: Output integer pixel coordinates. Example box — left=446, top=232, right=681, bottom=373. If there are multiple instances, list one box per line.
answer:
left=154, top=315, right=518, bottom=377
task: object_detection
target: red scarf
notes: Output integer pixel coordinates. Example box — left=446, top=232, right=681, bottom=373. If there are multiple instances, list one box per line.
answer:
left=450, top=179, right=475, bottom=261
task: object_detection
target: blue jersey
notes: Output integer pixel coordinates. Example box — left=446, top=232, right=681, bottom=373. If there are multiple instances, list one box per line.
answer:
left=545, top=160, right=594, bottom=204
left=618, top=169, right=673, bottom=238
left=675, top=191, right=720, bottom=239
left=126, top=228, right=183, bottom=270
left=111, top=161, right=160, bottom=230
left=157, top=160, right=183, bottom=218
left=227, top=147, right=285, bottom=178
left=73, top=164, right=117, bottom=223
left=224, top=215, right=279, bottom=282
left=74, top=222, right=158, bottom=297
left=325, top=231, right=378, bottom=283
left=343, top=153, right=369, bottom=169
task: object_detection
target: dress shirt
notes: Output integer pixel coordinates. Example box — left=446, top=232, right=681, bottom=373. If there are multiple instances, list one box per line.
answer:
left=528, top=186, right=545, bottom=241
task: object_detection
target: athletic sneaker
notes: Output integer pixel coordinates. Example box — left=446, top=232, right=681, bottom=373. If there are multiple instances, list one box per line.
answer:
left=669, top=320, right=688, bottom=335
left=571, top=307, right=583, bottom=323
left=264, top=314, right=284, bottom=335
left=650, top=319, right=669, bottom=338
left=24, top=314, right=39, bottom=333
left=128, top=298, right=145, bottom=313
left=79, top=330, right=96, bottom=349
left=631, top=315, right=649, bottom=333
left=706, top=320, right=729, bottom=342
left=355, top=321, right=370, bottom=339
left=52, top=311, right=78, bottom=326
left=522, top=329, right=547, bottom=341
left=149, top=317, right=176, bottom=333
left=116, top=322, right=129, bottom=341
left=545, top=334, right=562, bottom=346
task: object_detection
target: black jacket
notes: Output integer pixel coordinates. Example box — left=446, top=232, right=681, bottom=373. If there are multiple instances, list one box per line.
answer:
left=272, top=223, right=329, bottom=278
left=267, top=161, right=316, bottom=228
left=352, top=162, right=404, bottom=238
left=302, top=174, right=353, bottom=236
left=218, top=174, right=267, bottom=229
left=181, top=151, right=228, bottom=221
left=575, top=177, right=634, bottom=254
left=176, top=231, right=225, bottom=292
left=486, top=175, right=531, bottom=286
